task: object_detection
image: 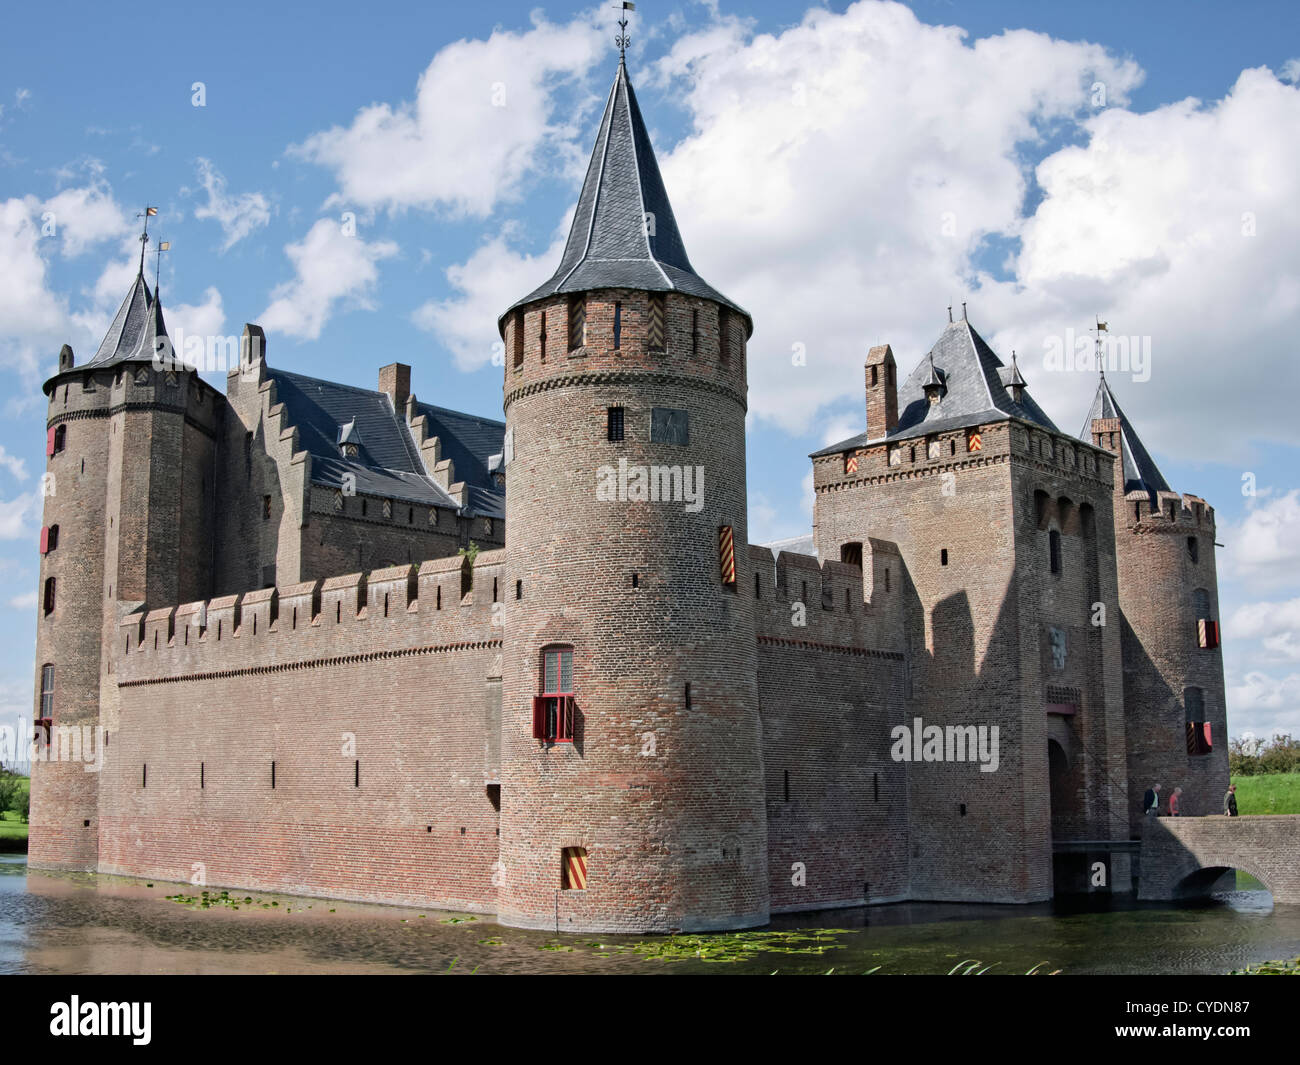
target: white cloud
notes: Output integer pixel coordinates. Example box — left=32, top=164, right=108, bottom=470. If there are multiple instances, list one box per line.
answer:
left=290, top=13, right=607, bottom=217
left=427, top=2, right=1300, bottom=469
left=1227, top=595, right=1300, bottom=662
left=168, top=286, right=226, bottom=345
left=7, top=591, right=35, bottom=610
left=1221, top=489, right=1300, bottom=591
left=190, top=158, right=271, bottom=251
left=0, top=197, right=72, bottom=379
left=1226, top=669, right=1300, bottom=737
left=1281, top=58, right=1300, bottom=84
left=0, top=446, right=28, bottom=482
left=411, top=232, right=563, bottom=370
left=35, top=183, right=130, bottom=257
left=260, top=219, right=398, bottom=340
left=0, top=491, right=39, bottom=540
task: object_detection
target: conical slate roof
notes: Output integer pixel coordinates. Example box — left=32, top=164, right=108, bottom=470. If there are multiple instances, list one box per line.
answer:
left=1080, top=374, right=1170, bottom=502
left=501, top=61, right=749, bottom=332
left=813, top=318, right=1058, bottom=455
left=84, top=269, right=169, bottom=368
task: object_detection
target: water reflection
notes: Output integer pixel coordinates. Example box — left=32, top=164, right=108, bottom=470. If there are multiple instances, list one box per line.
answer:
left=3, top=856, right=1297, bottom=975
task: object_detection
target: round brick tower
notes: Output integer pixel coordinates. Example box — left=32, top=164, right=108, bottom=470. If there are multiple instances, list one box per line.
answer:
left=495, top=60, right=769, bottom=933
left=1087, top=375, right=1229, bottom=830
left=30, top=262, right=220, bottom=870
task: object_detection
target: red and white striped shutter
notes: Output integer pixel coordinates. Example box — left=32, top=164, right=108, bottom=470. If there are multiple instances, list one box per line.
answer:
left=719, top=526, right=736, bottom=585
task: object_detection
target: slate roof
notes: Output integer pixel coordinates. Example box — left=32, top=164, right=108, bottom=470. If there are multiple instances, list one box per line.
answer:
left=1079, top=374, right=1170, bottom=503
left=501, top=61, right=750, bottom=333
left=84, top=270, right=167, bottom=368
left=812, top=318, right=1059, bottom=457
left=266, top=369, right=506, bottom=519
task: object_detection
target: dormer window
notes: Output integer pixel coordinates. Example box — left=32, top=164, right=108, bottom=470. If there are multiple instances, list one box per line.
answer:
left=337, top=418, right=363, bottom=459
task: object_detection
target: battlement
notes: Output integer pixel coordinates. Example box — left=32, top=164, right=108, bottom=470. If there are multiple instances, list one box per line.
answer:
left=750, top=540, right=904, bottom=654
left=1126, top=490, right=1216, bottom=532
left=117, top=550, right=506, bottom=683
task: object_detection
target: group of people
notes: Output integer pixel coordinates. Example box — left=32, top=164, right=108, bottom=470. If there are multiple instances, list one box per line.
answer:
left=1142, top=782, right=1239, bottom=816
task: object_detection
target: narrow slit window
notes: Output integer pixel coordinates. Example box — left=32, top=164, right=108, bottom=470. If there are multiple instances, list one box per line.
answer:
left=1049, top=530, right=1061, bottom=575
left=512, top=309, right=525, bottom=369
left=568, top=295, right=586, bottom=351
left=613, top=301, right=622, bottom=349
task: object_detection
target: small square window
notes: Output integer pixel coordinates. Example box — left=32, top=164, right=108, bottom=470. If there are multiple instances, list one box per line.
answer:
left=607, top=406, right=625, bottom=442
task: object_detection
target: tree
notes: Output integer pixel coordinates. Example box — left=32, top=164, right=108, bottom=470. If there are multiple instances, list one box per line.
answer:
left=16, top=785, right=29, bottom=823
left=0, top=771, right=18, bottom=817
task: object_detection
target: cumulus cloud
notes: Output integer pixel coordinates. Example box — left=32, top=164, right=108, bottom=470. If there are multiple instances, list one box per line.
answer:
left=35, top=183, right=130, bottom=257
left=190, top=158, right=272, bottom=251
left=260, top=219, right=398, bottom=340
left=1221, top=489, right=1300, bottom=591
left=290, top=13, right=607, bottom=217
left=0, top=198, right=73, bottom=378
left=426, top=1, right=1300, bottom=469
left=411, top=231, right=564, bottom=370
left=1226, top=669, right=1300, bottom=736
left=1228, top=596, right=1300, bottom=661
left=0, top=445, right=28, bottom=482
left=7, top=591, right=35, bottom=610
left=0, top=491, right=39, bottom=540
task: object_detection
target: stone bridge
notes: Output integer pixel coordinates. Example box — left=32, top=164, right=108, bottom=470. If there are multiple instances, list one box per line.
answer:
left=1138, top=815, right=1300, bottom=903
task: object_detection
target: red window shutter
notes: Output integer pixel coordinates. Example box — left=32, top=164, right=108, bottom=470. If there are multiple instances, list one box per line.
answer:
left=1209, top=620, right=1220, bottom=649
left=531, top=695, right=547, bottom=740
left=556, top=696, right=574, bottom=743
left=1202, top=722, right=1212, bottom=749
left=39, top=526, right=49, bottom=554
left=46, top=427, right=56, bottom=457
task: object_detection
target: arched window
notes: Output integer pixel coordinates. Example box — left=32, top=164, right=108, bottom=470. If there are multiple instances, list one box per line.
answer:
left=532, top=645, right=575, bottom=743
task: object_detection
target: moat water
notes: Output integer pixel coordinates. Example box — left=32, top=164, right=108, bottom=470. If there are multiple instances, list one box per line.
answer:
left=3, top=855, right=1297, bottom=975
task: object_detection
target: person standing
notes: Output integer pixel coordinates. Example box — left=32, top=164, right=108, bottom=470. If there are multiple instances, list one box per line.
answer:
left=1224, top=783, right=1238, bottom=817
left=1169, top=786, right=1182, bottom=816
left=1143, top=783, right=1162, bottom=815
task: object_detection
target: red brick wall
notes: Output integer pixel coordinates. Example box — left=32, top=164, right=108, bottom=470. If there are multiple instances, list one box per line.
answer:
left=101, top=556, right=505, bottom=909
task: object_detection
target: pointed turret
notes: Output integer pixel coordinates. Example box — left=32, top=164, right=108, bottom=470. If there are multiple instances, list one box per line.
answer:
left=501, top=60, right=748, bottom=332
left=85, top=270, right=155, bottom=368
left=1082, top=374, right=1170, bottom=504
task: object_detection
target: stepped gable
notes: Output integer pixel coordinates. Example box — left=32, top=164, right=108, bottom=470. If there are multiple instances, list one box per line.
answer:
left=1080, top=373, right=1171, bottom=504
left=812, top=317, right=1058, bottom=456
left=266, top=368, right=505, bottom=518
left=500, top=59, right=750, bottom=332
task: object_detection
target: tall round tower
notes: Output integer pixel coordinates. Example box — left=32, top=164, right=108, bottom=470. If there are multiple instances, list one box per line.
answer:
left=1087, top=375, right=1229, bottom=830
left=495, top=59, right=769, bottom=932
left=30, top=259, right=219, bottom=870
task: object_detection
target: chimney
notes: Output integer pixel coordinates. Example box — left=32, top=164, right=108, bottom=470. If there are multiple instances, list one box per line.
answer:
left=865, top=344, right=898, bottom=438
left=379, top=363, right=411, bottom=412
left=241, top=324, right=266, bottom=368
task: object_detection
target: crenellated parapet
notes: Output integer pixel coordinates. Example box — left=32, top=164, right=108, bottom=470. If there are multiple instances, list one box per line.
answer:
left=750, top=540, right=904, bottom=655
left=116, top=550, right=507, bottom=684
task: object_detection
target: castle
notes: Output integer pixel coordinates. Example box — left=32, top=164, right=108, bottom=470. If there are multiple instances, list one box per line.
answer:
left=29, top=59, right=1228, bottom=932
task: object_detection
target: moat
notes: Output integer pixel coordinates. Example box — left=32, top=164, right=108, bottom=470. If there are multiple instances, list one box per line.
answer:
left=3, top=856, right=1297, bottom=975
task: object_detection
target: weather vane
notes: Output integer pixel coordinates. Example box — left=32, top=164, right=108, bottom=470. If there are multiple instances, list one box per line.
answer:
left=615, top=2, right=634, bottom=61
left=1092, top=315, right=1109, bottom=377
left=135, top=205, right=157, bottom=272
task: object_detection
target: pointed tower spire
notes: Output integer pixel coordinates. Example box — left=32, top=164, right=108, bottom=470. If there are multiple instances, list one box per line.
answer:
left=922, top=353, right=944, bottom=404
left=1082, top=374, right=1170, bottom=504
left=502, top=58, right=748, bottom=331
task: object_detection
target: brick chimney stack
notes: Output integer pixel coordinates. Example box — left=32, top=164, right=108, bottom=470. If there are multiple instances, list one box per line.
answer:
left=865, top=343, right=898, bottom=438
left=379, top=362, right=411, bottom=413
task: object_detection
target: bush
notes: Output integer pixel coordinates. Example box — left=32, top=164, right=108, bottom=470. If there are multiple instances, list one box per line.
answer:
left=16, top=786, right=29, bottom=823
left=1229, top=734, right=1300, bottom=777
left=0, top=771, right=19, bottom=816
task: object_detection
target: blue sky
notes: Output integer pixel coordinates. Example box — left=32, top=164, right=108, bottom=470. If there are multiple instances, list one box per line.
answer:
left=2, top=0, right=1299, bottom=766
